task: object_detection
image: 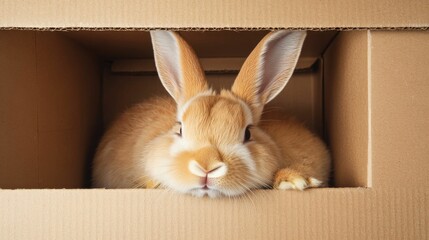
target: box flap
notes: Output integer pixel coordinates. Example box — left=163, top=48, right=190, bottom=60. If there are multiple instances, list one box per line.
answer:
left=1, top=0, right=428, bottom=30
left=0, top=189, right=427, bottom=239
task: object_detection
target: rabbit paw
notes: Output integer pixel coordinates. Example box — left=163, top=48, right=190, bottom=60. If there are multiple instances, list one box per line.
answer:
left=273, top=168, right=322, bottom=191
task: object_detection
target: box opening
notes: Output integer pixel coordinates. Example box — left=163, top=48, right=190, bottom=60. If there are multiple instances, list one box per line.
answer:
left=0, top=30, right=370, bottom=189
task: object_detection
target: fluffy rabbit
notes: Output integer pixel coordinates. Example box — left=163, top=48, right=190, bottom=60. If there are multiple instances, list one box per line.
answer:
left=92, top=30, right=331, bottom=197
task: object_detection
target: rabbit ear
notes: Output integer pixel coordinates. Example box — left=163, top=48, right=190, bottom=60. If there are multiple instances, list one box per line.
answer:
left=231, top=31, right=306, bottom=114
left=151, top=31, right=208, bottom=104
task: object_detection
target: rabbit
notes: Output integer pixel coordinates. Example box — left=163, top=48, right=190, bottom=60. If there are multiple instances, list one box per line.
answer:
left=92, top=30, right=331, bottom=198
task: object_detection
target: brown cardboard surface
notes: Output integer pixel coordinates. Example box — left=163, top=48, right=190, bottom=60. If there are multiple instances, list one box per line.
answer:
left=1, top=0, right=428, bottom=29
left=64, top=31, right=337, bottom=61
left=267, top=70, right=324, bottom=137
left=0, top=189, right=427, bottom=240
left=0, top=32, right=101, bottom=188
left=0, top=31, right=39, bottom=188
left=370, top=31, right=429, bottom=189
left=324, top=32, right=369, bottom=187
left=35, top=32, right=101, bottom=188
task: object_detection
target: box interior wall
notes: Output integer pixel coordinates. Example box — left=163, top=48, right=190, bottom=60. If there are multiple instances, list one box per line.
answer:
left=0, top=30, right=369, bottom=189
left=2, top=30, right=429, bottom=190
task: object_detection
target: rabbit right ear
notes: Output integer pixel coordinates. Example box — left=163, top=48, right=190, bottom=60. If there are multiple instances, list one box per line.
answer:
left=231, top=31, right=306, bottom=120
left=150, top=31, right=208, bottom=105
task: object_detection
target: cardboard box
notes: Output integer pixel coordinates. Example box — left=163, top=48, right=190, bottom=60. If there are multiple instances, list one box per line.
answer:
left=1, top=1, right=428, bottom=239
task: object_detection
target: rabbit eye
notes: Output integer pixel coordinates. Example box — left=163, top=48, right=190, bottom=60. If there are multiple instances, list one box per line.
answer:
left=175, top=122, right=182, bottom=137
left=244, top=125, right=252, bottom=142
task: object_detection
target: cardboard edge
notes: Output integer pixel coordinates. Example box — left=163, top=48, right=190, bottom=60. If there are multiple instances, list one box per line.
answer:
left=367, top=31, right=373, bottom=187
left=1, top=27, right=429, bottom=31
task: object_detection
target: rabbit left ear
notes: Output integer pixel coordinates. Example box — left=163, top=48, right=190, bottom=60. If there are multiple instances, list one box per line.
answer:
left=150, top=31, right=208, bottom=105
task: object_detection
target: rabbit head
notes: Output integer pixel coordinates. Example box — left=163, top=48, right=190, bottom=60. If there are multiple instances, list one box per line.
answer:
left=148, top=30, right=306, bottom=197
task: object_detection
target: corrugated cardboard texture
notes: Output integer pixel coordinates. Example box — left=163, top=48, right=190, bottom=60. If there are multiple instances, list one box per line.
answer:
left=370, top=31, right=429, bottom=189
left=1, top=0, right=428, bottom=29
left=0, top=189, right=427, bottom=240
left=103, top=70, right=324, bottom=136
left=324, top=32, right=369, bottom=187
left=0, top=31, right=101, bottom=188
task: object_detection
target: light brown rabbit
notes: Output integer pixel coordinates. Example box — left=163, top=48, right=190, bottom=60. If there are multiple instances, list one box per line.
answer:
left=92, top=30, right=331, bottom=197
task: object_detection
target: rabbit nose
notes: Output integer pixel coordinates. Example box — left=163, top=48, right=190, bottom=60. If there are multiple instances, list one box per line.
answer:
left=188, top=160, right=227, bottom=178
